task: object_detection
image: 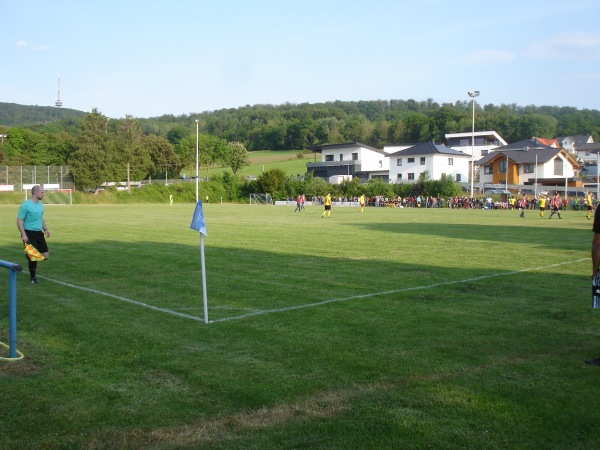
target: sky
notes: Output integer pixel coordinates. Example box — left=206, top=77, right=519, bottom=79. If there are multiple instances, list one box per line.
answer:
left=2, top=0, right=600, bottom=119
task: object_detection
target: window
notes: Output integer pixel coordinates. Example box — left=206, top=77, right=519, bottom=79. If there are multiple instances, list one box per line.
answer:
left=481, top=150, right=488, bottom=156
left=352, top=152, right=358, bottom=161
left=460, top=138, right=469, bottom=146
left=397, top=174, right=402, bottom=179
left=499, top=159, right=508, bottom=173
left=448, top=158, right=453, bottom=165
left=325, top=155, right=334, bottom=162
left=408, top=173, right=415, bottom=180
left=524, top=163, right=534, bottom=173
left=456, top=174, right=461, bottom=182
left=420, top=157, right=426, bottom=165
left=441, top=173, right=446, bottom=178
left=339, top=154, right=343, bottom=161
left=484, top=166, right=493, bottom=174
left=554, top=158, right=564, bottom=176
left=397, top=158, right=402, bottom=166
left=408, top=157, right=415, bottom=163
left=379, top=160, right=382, bottom=168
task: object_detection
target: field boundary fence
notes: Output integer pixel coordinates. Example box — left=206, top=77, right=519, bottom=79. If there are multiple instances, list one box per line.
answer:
left=0, top=166, right=74, bottom=191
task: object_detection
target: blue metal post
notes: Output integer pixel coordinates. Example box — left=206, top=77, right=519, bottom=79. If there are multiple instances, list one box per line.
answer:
left=0, top=260, right=23, bottom=359
left=8, top=268, right=17, bottom=358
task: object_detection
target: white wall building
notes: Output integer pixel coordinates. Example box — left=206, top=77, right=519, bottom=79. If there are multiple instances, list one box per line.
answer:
left=388, top=141, right=470, bottom=183
left=445, top=131, right=507, bottom=160
left=306, top=142, right=389, bottom=182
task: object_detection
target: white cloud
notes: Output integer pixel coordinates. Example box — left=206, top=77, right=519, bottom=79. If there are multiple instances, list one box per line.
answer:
left=524, top=32, right=600, bottom=60
left=15, top=40, right=52, bottom=51
left=452, top=50, right=516, bottom=65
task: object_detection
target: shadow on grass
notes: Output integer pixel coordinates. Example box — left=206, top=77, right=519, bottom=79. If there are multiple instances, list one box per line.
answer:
left=345, top=220, right=590, bottom=252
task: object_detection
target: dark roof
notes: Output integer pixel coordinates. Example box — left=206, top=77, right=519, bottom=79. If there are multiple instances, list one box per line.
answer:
left=576, top=143, right=600, bottom=152
left=557, top=135, right=593, bottom=145
left=475, top=139, right=565, bottom=165
left=307, top=141, right=385, bottom=155
left=387, top=141, right=469, bottom=157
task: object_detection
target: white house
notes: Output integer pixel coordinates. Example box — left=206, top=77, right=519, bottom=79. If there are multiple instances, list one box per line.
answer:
left=388, top=141, right=470, bottom=183
left=306, top=142, right=389, bottom=183
left=445, top=131, right=507, bottom=160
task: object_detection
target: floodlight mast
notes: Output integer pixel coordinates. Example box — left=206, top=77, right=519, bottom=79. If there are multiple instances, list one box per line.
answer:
left=468, top=90, right=480, bottom=198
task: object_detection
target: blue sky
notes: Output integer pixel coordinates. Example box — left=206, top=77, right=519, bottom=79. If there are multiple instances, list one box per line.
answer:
left=2, top=0, right=599, bottom=119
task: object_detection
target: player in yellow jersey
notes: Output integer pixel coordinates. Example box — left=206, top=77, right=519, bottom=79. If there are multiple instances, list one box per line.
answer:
left=586, top=192, right=594, bottom=220
left=322, top=193, right=332, bottom=218
left=538, top=195, right=546, bottom=217
left=359, top=193, right=366, bottom=213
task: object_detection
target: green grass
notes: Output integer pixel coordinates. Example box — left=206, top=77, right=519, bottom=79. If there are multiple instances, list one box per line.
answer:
left=195, top=149, right=316, bottom=178
left=1, top=203, right=599, bottom=449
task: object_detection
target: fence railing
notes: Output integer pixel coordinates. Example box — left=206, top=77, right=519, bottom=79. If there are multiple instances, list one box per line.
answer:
left=0, top=166, right=74, bottom=191
left=0, top=260, right=24, bottom=360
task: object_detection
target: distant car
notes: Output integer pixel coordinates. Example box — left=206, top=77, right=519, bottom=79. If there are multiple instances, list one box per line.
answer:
left=245, top=176, right=258, bottom=181
left=538, top=190, right=548, bottom=196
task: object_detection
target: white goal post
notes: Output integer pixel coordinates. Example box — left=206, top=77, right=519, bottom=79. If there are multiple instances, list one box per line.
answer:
left=24, top=184, right=72, bottom=205
left=249, top=193, right=273, bottom=205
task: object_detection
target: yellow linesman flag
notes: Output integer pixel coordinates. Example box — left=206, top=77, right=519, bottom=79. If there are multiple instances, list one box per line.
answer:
left=24, top=243, right=45, bottom=261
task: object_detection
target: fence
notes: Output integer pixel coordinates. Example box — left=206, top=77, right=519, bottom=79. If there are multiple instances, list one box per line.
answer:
left=0, top=166, right=74, bottom=191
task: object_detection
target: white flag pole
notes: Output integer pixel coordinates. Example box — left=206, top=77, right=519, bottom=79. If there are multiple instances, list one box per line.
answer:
left=200, top=233, right=208, bottom=323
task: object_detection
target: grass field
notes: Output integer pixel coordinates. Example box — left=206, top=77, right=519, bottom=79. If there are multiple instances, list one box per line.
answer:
left=196, top=149, right=317, bottom=179
left=1, top=203, right=600, bottom=449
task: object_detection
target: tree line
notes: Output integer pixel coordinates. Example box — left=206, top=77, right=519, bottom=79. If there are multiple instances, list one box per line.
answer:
left=0, top=98, right=599, bottom=190
left=0, top=109, right=250, bottom=191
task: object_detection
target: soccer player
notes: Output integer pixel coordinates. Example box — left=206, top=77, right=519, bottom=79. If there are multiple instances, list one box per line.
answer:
left=587, top=201, right=600, bottom=365
left=17, top=185, right=51, bottom=284
left=549, top=194, right=562, bottom=219
left=322, top=192, right=332, bottom=218
left=519, top=195, right=527, bottom=218
left=294, top=194, right=302, bottom=212
left=359, top=193, right=366, bottom=213
left=538, top=195, right=547, bottom=217
left=586, top=192, right=594, bottom=220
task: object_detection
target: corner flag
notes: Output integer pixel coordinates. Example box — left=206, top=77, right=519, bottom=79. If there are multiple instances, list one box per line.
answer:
left=190, top=200, right=207, bottom=236
left=24, top=243, right=45, bottom=261
left=190, top=200, right=209, bottom=323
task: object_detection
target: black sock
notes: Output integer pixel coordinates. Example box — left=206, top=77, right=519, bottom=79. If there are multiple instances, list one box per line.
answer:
left=28, top=260, right=37, bottom=279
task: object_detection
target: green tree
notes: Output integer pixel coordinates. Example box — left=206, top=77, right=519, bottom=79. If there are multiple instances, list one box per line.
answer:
left=258, top=168, right=286, bottom=194
left=145, top=134, right=181, bottom=179
left=69, top=109, right=114, bottom=191
left=115, top=115, right=152, bottom=187
left=224, top=141, right=250, bottom=175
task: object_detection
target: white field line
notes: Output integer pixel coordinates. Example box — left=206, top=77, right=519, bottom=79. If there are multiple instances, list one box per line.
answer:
left=35, top=258, right=588, bottom=324
left=38, top=275, right=205, bottom=322
left=212, top=258, right=589, bottom=323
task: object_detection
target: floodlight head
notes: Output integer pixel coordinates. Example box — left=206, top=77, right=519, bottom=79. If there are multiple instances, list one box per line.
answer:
left=468, top=90, right=480, bottom=98
left=195, top=119, right=199, bottom=123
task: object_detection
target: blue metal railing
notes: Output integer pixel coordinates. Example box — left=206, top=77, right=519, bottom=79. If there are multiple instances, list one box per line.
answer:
left=0, top=260, right=23, bottom=359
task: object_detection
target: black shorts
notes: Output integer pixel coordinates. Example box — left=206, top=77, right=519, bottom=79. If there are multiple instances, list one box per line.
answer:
left=325, top=205, right=331, bottom=211
left=25, top=230, right=48, bottom=254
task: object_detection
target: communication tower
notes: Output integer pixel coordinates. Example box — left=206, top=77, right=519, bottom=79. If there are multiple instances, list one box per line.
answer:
left=55, top=76, right=63, bottom=107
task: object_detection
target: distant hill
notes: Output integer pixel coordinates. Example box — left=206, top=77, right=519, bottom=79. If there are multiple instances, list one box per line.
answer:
left=0, top=102, right=86, bottom=126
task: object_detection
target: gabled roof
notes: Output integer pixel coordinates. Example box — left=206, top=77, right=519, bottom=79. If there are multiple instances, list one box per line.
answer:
left=475, top=139, right=578, bottom=166
left=307, top=141, right=386, bottom=155
left=557, top=135, right=594, bottom=145
left=388, top=141, right=470, bottom=157
left=532, top=137, right=559, bottom=147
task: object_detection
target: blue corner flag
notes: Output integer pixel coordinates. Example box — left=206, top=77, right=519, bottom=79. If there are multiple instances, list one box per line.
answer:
left=190, top=201, right=208, bottom=236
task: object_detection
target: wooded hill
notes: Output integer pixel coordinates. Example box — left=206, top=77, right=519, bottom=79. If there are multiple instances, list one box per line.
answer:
left=0, top=102, right=86, bottom=126
left=1, top=99, right=599, bottom=152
